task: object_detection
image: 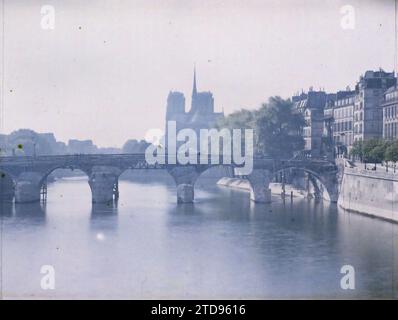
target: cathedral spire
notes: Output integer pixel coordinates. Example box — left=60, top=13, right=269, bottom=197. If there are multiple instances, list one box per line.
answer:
left=192, top=65, right=197, bottom=98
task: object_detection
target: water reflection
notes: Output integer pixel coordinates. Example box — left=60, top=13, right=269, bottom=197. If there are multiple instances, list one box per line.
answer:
left=91, top=202, right=118, bottom=218
left=169, top=203, right=200, bottom=216
left=90, top=202, right=118, bottom=232
left=0, top=201, right=14, bottom=217
left=1, top=178, right=397, bottom=299
left=15, top=202, right=46, bottom=217
left=0, top=202, right=46, bottom=224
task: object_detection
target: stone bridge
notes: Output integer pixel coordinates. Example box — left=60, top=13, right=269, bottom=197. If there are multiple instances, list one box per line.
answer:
left=0, top=154, right=338, bottom=204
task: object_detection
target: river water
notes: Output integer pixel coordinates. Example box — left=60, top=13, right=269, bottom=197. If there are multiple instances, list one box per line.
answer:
left=1, top=175, right=397, bottom=299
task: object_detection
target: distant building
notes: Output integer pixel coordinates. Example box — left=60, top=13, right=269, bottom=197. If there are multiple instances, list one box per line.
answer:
left=292, top=90, right=327, bottom=157
left=332, top=90, right=355, bottom=155
left=122, top=139, right=148, bottom=153
left=353, top=69, right=396, bottom=142
left=67, top=139, right=98, bottom=154
left=293, top=69, right=397, bottom=158
left=165, top=68, right=224, bottom=149
left=41, top=132, right=67, bottom=154
left=322, top=93, right=336, bottom=142
left=382, top=85, right=398, bottom=140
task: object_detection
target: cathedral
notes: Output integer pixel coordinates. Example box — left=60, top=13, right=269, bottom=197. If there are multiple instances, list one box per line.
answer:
left=165, top=68, right=224, bottom=135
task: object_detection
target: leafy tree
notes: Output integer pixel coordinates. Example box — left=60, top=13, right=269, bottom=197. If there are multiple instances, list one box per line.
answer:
left=385, top=140, right=398, bottom=162
left=362, top=139, right=381, bottom=163
left=217, top=108, right=255, bottom=130
left=7, top=129, right=53, bottom=156
left=350, top=140, right=364, bottom=161
left=254, top=97, right=305, bottom=157
left=217, top=108, right=256, bottom=155
left=360, top=139, right=392, bottom=164
left=219, top=97, right=304, bottom=157
left=122, top=139, right=149, bottom=153
left=368, top=144, right=387, bottom=163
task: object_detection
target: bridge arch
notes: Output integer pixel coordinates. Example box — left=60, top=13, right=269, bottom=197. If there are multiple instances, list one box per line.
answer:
left=272, top=164, right=338, bottom=202
left=12, top=165, right=91, bottom=203
left=39, top=165, right=91, bottom=187
left=118, top=167, right=175, bottom=185
left=117, top=167, right=176, bottom=203
left=39, top=166, right=91, bottom=202
left=193, top=165, right=234, bottom=201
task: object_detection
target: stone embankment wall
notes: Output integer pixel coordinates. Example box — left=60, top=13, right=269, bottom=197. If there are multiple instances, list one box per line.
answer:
left=338, top=166, right=398, bottom=223
left=219, top=164, right=398, bottom=223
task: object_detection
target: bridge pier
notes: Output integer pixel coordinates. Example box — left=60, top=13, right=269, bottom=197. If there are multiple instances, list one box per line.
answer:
left=247, top=169, right=272, bottom=203
left=176, top=183, right=194, bottom=203
left=250, top=185, right=272, bottom=203
left=167, top=167, right=199, bottom=203
left=321, top=174, right=339, bottom=202
left=0, top=173, right=15, bottom=202
left=15, top=172, right=42, bottom=203
left=88, top=166, right=121, bottom=204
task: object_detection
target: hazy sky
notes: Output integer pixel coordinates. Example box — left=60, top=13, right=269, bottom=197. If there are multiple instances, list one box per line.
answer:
left=0, top=0, right=396, bottom=147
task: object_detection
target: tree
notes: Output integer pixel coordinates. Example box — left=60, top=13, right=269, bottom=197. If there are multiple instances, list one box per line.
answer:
left=385, top=140, right=398, bottom=162
left=362, top=139, right=381, bottom=163
left=218, top=97, right=305, bottom=158
left=350, top=140, right=363, bottom=161
left=217, top=108, right=255, bottom=130
left=254, top=97, right=305, bottom=157
left=360, top=139, right=391, bottom=164
left=122, top=139, right=149, bottom=153
left=7, top=129, right=54, bottom=156
left=368, top=144, right=387, bottom=164
left=216, top=108, right=256, bottom=153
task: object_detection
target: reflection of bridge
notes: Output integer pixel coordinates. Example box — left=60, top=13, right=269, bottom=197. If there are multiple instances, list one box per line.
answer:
left=0, top=154, right=338, bottom=204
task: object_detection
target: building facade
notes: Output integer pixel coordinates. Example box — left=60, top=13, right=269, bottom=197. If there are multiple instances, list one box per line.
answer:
left=292, top=69, right=397, bottom=159
left=332, top=91, right=355, bottom=155
left=292, top=90, right=327, bottom=157
left=382, top=85, right=398, bottom=140
left=353, top=70, right=396, bottom=143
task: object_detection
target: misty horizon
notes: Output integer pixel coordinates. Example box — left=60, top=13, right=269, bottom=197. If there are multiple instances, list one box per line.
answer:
left=0, top=0, right=396, bottom=147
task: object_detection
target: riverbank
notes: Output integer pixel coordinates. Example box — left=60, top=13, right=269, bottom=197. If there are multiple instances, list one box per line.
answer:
left=217, top=177, right=307, bottom=198
left=218, top=172, right=398, bottom=224
left=338, top=165, right=398, bottom=223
